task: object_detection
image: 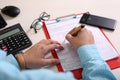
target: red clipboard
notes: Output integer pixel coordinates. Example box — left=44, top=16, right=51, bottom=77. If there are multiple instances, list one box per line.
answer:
left=42, top=13, right=120, bottom=79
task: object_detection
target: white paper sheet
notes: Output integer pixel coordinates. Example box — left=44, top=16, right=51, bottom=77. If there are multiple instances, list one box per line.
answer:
left=45, top=15, right=119, bottom=71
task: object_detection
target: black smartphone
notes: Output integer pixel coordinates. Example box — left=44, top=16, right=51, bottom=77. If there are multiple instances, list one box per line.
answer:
left=0, top=14, right=7, bottom=29
left=79, top=13, right=117, bottom=30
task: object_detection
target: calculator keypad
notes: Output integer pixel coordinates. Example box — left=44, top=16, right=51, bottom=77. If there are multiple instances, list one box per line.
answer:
left=0, top=32, right=32, bottom=55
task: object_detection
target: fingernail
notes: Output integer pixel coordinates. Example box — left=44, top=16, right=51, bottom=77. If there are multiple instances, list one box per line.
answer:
left=61, top=46, right=64, bottom=50
left=59, top=45, right=64, bottom=50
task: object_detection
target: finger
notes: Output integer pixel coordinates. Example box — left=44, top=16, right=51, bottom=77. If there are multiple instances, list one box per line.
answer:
left=42, top=58, right=60, bottom=66
left=39, top=39, right=60, bottom=45
left=65, top=33, right=74, bottom=43
left=46, top=43, right=64, bottom=51
left=48, top=39, right=61, bottom=45
left=65, top=27, right=78, bottom=42
left=42, top=43, right=64, bottom=55
left=68, top=27, right=77, bottom=34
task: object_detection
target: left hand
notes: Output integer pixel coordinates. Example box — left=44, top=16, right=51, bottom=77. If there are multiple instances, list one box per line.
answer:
left=23, top=39, right=64, bottom=69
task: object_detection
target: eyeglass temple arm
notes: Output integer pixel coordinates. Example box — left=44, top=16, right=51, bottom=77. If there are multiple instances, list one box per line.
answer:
left=34, top=27, right=37, bottom=33
left=30, top=25, right=37, bottom=33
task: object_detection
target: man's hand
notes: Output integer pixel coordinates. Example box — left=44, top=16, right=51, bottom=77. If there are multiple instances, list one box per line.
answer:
left=66, top=28, right=94, bottom=49
left=23, top=39, right=63, bottom=69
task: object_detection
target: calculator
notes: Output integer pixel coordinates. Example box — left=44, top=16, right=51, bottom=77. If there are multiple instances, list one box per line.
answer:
left=0, top=23, right=32, bottom=55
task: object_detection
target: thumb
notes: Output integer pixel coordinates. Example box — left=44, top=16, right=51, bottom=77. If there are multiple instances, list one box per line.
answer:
left=42, top=58, right=60, bottom=66
left=65, top=33, right=73, bottom=42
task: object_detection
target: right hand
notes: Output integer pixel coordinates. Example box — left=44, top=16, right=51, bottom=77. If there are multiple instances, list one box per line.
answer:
left=66, top=28, right=95, bottom=49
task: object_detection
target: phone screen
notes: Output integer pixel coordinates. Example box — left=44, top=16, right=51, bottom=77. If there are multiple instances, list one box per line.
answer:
left=0, top=14, right=7, bottom=29
left=80, top=13, right=117, bottom=30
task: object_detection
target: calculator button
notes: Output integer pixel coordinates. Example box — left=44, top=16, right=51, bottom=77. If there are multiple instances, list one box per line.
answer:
left=2, top=45, right=8, bottom=51
left=1, top=32, right=32, bottom=54
left=9, top=48, right=13, bottom=51
left=0, top=23, right=32, bottom=55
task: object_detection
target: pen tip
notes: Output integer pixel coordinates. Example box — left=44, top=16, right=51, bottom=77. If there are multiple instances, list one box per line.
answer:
left=81, top=24, right=85, bottom=28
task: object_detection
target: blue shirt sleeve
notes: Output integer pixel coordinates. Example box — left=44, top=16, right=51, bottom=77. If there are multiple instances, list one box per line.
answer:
left=0, top=50, right=75, bottom=80
left=77, top=44, right=117, bottom=80
left=0, top=44, right=117, bottom=80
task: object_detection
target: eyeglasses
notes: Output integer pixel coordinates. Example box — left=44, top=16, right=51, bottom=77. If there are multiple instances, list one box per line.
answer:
left=30, top=12, right=50, bottom=33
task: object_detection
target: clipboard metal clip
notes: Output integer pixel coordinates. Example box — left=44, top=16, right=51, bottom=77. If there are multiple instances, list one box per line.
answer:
left=56, top=14, right=77, bottom=22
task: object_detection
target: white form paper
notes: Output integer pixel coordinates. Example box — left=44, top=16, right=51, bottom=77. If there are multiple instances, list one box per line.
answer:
left=45, top=15, right=119, bottom=71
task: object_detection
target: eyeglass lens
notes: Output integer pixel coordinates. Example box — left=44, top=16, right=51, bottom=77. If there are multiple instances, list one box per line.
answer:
left=31, top=12, right=50, bottom=33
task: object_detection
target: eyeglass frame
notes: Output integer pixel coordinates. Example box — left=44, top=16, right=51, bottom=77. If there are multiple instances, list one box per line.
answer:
left=30, top=12, right=50, bottom=33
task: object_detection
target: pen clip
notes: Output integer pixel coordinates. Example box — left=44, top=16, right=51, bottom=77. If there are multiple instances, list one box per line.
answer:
left=56, top=14, right=77, bottom=22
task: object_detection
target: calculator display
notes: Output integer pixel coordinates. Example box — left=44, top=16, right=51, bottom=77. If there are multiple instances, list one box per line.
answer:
left=0, top=28, right=20, bottom=40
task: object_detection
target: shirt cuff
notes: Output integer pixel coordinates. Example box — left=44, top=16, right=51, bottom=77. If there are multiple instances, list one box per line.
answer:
left=6, top=54, right=20, bottom=69
left=77, top=44, right=103, bottom=67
